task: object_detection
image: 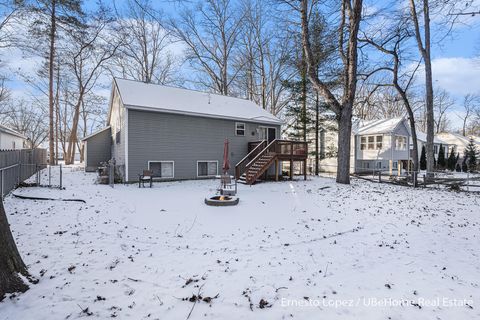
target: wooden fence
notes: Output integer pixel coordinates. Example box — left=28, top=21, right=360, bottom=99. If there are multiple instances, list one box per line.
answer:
left=0, top=149, right=47, bottom=198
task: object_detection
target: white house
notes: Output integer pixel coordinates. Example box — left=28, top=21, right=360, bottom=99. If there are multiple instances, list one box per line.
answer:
left=436, top=132, right=480, bottom=157
left=352, top=117, right=411, bottom=174
left=413, top=131, right=455, bottom=161
left=0, top=124, right=29, bottom=150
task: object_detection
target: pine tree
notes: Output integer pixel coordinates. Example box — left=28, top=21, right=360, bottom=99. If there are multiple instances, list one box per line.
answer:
left=420, top=145, right=427, bottom=170
left=464, top=138, right=478, bottom=172
left=447, top=147, right=456, bottom=171
left=437, top=144, right=446, bottom=169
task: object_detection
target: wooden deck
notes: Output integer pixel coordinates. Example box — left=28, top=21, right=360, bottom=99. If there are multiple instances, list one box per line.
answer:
left=235, top=139, right=308, bottom=184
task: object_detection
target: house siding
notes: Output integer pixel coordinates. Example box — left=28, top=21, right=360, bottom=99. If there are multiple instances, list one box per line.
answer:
left=0, top=132, right=27, bottom=150
left=108, top=86, right=126, bottom=177
left=84, top=128, right=111, bottom=172
left=126, top=109, right=281, bottom=182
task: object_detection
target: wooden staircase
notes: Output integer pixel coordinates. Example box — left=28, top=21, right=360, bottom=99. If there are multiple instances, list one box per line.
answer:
left=235, top=139, right=308, bottom=185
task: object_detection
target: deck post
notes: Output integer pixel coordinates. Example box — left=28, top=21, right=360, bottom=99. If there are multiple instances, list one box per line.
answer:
left=275, top=159, right=279, bottom=181
left=290, top=159, right=293, bottom=180
left=304, top=159, right=307, bottom=180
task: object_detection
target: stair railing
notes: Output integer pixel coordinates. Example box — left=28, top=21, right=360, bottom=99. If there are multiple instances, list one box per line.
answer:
left=243, top=139, right=279, bottom=183
left=235, top=140, right=266, bottom=179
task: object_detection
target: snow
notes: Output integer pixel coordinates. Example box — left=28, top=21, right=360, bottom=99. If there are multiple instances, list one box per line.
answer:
left=356, top=117, right=405, bottom=135
left=114, top=78, right=282, bottom=125
left=1, top=166, right=479, bottom=319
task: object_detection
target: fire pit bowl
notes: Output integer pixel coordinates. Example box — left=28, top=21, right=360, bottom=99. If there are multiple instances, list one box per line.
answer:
left=205, top=195, right=239, bottom=206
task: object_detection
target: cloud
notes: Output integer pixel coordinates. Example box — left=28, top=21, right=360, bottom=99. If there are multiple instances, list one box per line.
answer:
left=432, top=57, right=480, bottom=96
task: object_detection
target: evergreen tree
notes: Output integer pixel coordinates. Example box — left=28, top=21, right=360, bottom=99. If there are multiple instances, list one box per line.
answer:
left=447, top=147, right=456, bottom=171
left=437, top=144, right=446, bottom=169
left=420, top=145, right=427, bottom=170
left=464, top=138, right=478, bottom=172
left=455, top=163, right=461, bottom=172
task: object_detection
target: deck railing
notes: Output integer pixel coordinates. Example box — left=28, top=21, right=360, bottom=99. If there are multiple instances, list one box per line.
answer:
left=235, top=139, right=308, bottom=180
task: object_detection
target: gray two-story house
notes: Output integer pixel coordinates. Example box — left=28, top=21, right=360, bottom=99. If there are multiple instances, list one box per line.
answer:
left=83, top=78, right=283, bottom=182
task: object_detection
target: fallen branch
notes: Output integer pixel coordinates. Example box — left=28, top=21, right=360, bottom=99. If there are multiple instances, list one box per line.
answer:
left=12, top=193, right=86, bottom=203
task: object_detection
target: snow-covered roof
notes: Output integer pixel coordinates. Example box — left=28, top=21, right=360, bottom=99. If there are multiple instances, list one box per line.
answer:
left=415, top=131, right=450, bottom=145
left=81, top=126, right=111, bottom=141
left=355, top=117, right=407, bottom=135
left=437, top=132, right=480, bottom=148
left=0, top=124, right=27, bottom=139
left=114, top=78, right=282, bottom=125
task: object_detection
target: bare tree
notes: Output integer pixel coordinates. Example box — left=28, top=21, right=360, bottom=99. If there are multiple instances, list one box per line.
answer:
left=457, top=94, right=480, bottom=136
left=359, top=13, right=423, bottom=182
left=170, top=0, right=244, bottom=95
left=64, top=9, right=121, bottom=164
left=432, top=88, right=454, bottom=133
left=300, top=0, right=363, bottom=184
left=112, top=0, right=178, bottom=84
left=0, top=100, right=48, bottom=148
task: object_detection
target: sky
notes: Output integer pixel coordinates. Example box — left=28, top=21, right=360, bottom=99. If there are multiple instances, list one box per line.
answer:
left=1, top=0, right=480, bottom=131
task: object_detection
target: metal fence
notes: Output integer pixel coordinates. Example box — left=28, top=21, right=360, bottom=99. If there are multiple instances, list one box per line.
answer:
left=0, top=149, right=48, bottom=198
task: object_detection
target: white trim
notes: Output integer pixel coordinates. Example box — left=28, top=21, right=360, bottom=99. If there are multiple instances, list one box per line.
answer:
left=235, top=122, right=246, bottom=136
left=84, top=140, right=88, bottom=168
left=258, top=126, right=278, bottom=141
left=125, top=108, right=129, bottom=182
left=125, top=104, right=283, bottom=125
left=196, top=160, right=219, bottom=177
left=394, top=135, right=408, bottom=151
left=81, top=126, right=111, bottom=141
left=148, top=160, right=175, bottom=179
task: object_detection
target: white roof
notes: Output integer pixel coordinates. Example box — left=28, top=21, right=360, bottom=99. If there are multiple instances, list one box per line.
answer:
left=0, top=124, right=27, bottom=139
left=356, top=117, right=407, bottom=135
left=114, top=78, right=282, bottom=125
left=415, top=131, right=449, bottom=145
left=437, top=132, right=480, bottom=148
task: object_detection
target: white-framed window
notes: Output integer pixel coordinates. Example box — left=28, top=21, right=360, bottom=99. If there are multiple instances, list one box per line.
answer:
left=434, top=145, right=438, bottom=154
left=376, top=161, right=382, bottom=169
left=393, top=161, right=398, bottom=169
left=148, top=161, right=174, bottom=178
left=395, top=136, right=407, bottom=150
left=360, top=135, right=383, bottom=150
left=235, top=122, right=245, bottom=136
left=197, top=161, right=218, bottom=177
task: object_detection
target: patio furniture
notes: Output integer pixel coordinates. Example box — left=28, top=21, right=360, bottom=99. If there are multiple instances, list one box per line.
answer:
left=139, top=170, right=153, bottom=188
left=218, top=174, right=237, bottom=196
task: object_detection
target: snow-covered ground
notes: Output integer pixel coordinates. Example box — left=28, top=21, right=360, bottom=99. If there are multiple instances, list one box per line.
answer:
left=1, top=167, right=479, bottom=319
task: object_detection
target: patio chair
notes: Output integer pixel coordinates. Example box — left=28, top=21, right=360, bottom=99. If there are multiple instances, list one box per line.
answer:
left=218, top=174, right=237, bottom=196
left=139, top=170, right=153, bottom=188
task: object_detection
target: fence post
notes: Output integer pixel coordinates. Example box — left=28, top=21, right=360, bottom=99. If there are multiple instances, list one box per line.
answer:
left=59, top=164, right=62, bottom=189
left=48, top=165, right=51, bottom=187
left=1, top=170, right=3, bottom=200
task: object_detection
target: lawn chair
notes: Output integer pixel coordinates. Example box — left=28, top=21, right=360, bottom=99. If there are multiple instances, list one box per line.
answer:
left=218, top=174, right=237, bottom=196
left=139, top=170, right=153, bottom=188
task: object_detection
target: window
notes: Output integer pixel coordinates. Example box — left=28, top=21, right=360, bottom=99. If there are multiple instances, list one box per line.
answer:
left=434, top=145, right=438, bottom=154
left=148, top=161, right=174, bottom=178
left=360, top=137, right=367, bottom=150
left=376, top=161, right=382, bottom=169
left=116, top=130, right=121, bottom=144
left=393, top=161, right=398, bottom=169
left=395, top=136, right=406, bottom=150
left=368, top=136, right=375, bottom=150
left=361, top=135, right=383, bottom=150
left=235, top=122, right=245, bottom=136
left=12, top=141, right=15, bottom=149
left=197, top=161, right=218, bottom=177
left=376, top=136, right=383, bottom=149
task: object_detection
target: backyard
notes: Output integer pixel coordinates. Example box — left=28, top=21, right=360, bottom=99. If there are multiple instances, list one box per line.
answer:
left=1, top=166, right=479, bottom=319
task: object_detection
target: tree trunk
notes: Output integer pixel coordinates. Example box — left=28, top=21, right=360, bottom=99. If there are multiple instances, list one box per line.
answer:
left=0, top=200, right=29, bottom=300
left=336, top=105, right=353, bottom=184
left=315, top=92, right=319, bottom=175
left=48, top=0, right=56, bottom=165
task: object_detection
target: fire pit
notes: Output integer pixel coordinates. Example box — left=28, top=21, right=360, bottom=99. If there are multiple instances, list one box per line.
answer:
left=205, top=195, right=239, bottom=206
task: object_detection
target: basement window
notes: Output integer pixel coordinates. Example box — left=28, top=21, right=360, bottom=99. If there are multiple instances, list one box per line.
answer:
left=148, top=161, right=174, bottom=178
left=197, top=161, right=218, bottom=177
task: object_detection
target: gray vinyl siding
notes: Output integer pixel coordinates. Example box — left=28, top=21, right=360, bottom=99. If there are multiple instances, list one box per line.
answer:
left=126, top=109, right=281, bottom=182
left=85, top=128, right=111, bottom=172
left=109, top=86, right=126, bottom=177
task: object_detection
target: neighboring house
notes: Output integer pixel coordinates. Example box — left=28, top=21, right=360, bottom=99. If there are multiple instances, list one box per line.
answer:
left=83, top=78, right=284, bottom=182
left=0, top=124, right=29, bottom=150
left=413, top=132, right=455, bottom=161
left=436, top=132, right=480, bottom=157
left=352, top=117, right=411, bottom=174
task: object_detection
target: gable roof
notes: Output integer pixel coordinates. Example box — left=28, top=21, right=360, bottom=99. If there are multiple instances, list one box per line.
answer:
left=81, top=126, right=111, bottom=141
left=355, top=117, right=408, bottom=135
left=0, top=124, right=27, bottom=140
left=113, top=78, right=282, bottom=125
